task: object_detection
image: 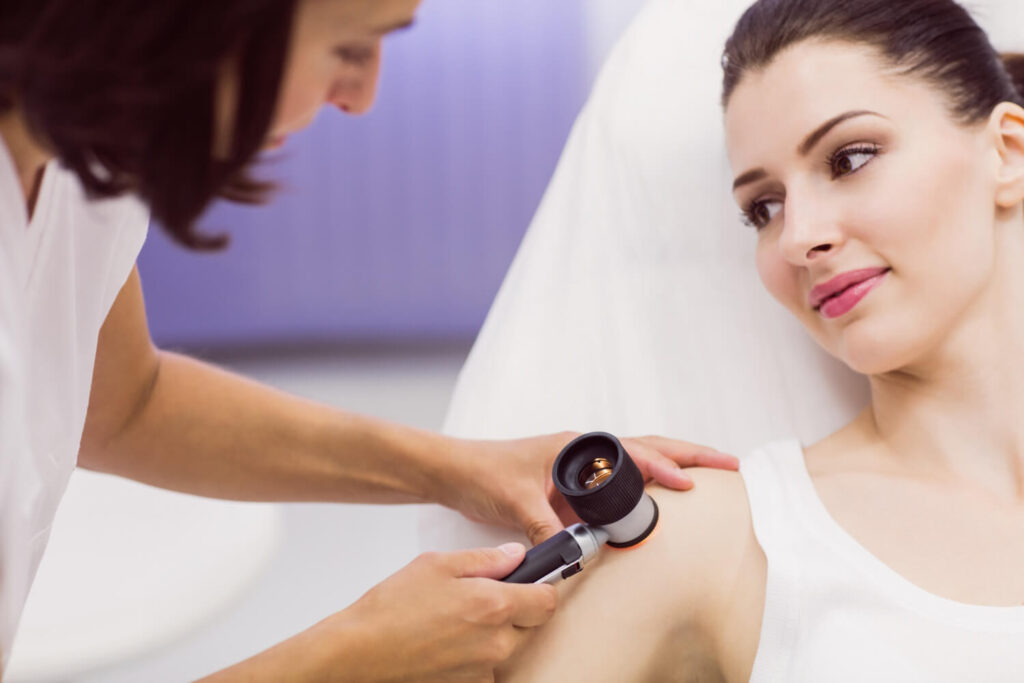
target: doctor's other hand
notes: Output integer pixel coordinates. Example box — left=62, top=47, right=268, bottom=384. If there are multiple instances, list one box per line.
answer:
left=444, top=432, right=739, bottom=546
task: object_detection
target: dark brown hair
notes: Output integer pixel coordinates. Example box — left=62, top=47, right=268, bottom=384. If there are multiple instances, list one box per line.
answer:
left=722, top=0, right=1024, bottom=124
left=0, top=0, right=297, bottom=249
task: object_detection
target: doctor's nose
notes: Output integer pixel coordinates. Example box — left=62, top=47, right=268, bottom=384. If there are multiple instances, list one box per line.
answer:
left=328, top=45, right=382, bottom=115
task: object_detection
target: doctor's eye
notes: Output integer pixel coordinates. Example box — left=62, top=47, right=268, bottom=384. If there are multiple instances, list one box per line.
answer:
left=741, top=198, right=783, bottom=230
left=827, top=143, right=881, bottom=179
left=333, top=46, right=375, bottom=65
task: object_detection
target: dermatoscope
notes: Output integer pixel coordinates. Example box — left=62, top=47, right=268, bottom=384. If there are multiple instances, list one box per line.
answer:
left=502, top=432, right=659, bottom=584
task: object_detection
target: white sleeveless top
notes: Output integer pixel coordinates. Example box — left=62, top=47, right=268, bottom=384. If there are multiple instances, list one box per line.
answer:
left=741, top=440, right=1024, bottom=682
left=0, top=137, right=148, bottom=672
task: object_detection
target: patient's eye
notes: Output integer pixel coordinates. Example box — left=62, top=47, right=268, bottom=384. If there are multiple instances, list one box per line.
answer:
left=742, top=198, right=782, bottom=231
left=827, top=143, right=881, bottom=179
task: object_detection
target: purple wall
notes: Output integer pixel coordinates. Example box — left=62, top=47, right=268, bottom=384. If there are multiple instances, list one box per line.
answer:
left=138, top=1, right=589, bottom=350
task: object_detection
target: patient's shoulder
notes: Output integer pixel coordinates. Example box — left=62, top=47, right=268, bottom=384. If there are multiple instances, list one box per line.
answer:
left=648, top=466, right=755, bottom=569
left=499, top=467, right=764, bottom=683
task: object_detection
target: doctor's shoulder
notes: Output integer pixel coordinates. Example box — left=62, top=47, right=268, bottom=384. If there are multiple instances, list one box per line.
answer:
left=497, top=467, right=764, bottom=683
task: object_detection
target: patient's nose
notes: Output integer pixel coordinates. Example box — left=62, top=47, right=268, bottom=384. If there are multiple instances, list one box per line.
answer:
left=778, top=194, right=842, bottom=265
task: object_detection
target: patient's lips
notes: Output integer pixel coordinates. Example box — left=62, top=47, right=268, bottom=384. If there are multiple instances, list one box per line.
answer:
left=809, top=267, right=890, bottom=319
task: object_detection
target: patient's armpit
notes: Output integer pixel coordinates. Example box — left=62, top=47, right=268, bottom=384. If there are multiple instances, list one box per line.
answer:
left=497, top=467, right=765, bottom=683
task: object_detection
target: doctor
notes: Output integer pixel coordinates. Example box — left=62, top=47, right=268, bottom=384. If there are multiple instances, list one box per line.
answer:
left=0, top=0, right=738, bottom=680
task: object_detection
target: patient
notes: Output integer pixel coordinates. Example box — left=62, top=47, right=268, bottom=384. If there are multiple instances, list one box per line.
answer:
left=499, top=0, right=1024, bottom=680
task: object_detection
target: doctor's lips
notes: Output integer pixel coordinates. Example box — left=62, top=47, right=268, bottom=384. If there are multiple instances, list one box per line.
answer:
left=809, top=267, right=890, bottom=319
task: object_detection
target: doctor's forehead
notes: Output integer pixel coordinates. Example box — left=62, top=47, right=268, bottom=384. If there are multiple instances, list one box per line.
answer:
left=306, top=0, right=420, bottom=36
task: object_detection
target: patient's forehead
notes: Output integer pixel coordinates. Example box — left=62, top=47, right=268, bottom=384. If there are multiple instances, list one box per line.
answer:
left=723, top=40, right=950, bottom=170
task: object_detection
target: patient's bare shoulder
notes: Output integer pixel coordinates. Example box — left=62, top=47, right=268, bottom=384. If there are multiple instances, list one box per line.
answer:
left=498, top=467, right=765, bottom=683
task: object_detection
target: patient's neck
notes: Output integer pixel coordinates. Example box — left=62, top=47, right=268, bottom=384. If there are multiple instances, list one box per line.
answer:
left=0, top=107, right=53, bottom=220
left=863, top=214, right=1024, bottom=503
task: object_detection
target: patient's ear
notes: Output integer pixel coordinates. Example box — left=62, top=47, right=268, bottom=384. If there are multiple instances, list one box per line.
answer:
left=990, top=102, right=1024, bottom=209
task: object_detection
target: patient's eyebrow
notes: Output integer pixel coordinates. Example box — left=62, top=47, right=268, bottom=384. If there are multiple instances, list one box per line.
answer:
left=732, top=110, right=887, bottom=191
left=732, top=168, right=767, bottom=191
left=797, top=110, right=884, bottom=155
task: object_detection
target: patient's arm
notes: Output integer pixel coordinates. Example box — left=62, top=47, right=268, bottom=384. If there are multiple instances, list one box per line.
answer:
left=498, top=467, right=765, bottom=683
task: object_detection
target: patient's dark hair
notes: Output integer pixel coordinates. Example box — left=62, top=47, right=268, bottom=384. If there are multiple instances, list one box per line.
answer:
left=722, top=0, right=1024, bottom=125
left=0, top=0, right=297, bottom=249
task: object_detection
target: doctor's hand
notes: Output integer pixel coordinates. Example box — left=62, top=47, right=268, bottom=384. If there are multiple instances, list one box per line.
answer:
left=443, top=432, right=739, bottom=546
left=334, top=543, right=555, bottom=682
left=201, top=544, right=553, bottom=682
left=314, top=543, right=554, bottom=682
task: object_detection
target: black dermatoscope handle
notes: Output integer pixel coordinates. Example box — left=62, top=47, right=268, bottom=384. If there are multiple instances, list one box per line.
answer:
left=501, top=432, right=658, bottom=584
left=501, top=529, right=584, bottom=584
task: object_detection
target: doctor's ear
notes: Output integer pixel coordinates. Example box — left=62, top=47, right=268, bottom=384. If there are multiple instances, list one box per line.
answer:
left=989, top=102, right=1024, bottom=209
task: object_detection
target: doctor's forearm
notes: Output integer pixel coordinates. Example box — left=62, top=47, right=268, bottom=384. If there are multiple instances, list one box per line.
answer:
left=79, top=350, right=459, bottom=504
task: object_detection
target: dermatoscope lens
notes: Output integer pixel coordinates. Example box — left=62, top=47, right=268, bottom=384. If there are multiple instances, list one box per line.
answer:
left=553, top=432, right=657, bottom=547
left=580, top=457, right=614, bottom=489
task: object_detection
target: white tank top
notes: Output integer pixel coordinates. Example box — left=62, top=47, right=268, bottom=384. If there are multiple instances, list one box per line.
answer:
left=0, top=136, right=148, bottom=672
left=741, top=439, right=1024, bottom=682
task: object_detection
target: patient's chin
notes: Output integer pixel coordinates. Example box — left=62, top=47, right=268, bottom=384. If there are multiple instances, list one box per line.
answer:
left=834, top=327, right=928, bottom=377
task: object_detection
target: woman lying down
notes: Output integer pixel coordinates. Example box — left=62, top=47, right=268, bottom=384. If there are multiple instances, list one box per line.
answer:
left=500, top=0, right=1024, bottom=680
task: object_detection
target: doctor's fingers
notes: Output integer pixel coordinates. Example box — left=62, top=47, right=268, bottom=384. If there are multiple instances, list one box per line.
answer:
left=518, top=489, right=574, bottom=546
left=619, top=436, right=738, bottom=491
left=461, top=577, right=560, bottom=629
left=623, top=435, right=739, bottom=471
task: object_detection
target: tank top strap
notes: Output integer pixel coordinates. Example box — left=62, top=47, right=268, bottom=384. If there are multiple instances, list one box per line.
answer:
left=741, top=438, right=816, bottom=549
left=740, top=439, right=808, bottom=682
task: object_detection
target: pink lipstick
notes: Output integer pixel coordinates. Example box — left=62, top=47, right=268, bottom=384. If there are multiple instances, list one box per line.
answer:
left=809, top=267, right=890, bottom=319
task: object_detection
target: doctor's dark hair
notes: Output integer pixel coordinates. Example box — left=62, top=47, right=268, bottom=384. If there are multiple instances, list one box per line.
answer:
left=721, top=0, right=1024, bottom=123
left=0, top=0, right=297, bottom=250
